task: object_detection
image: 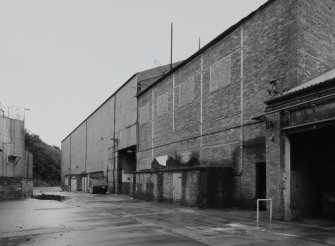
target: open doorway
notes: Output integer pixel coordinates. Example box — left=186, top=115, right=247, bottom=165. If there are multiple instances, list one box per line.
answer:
left=256, top=162, right=266, bottom=210
left=117, top=146, right=136, bottom=194
left=290, top=125, right=335, bottom=219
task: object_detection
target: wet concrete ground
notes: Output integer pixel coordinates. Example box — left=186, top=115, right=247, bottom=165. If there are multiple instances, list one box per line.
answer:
left=0, top=188, right=335, bottom=245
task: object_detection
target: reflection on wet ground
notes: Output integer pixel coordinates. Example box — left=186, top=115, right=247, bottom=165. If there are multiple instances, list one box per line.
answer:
left=34, top=194, right=68, bottom=201
left=0, top=187, right=334, bottom=246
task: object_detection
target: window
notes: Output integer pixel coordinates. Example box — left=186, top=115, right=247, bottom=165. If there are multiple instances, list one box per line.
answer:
left=179, top=77, right=194, bottom=106
left=156, top=92, right=168, bottom=117
left=139, top=104, right=150, bottom=124
left=210, top=56, right=231, bottom=92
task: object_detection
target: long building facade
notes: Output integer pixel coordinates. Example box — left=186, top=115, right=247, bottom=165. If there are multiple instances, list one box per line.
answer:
left=61, top=64, right=177, bottom=194
left=62, top=0, right=335, bottom=221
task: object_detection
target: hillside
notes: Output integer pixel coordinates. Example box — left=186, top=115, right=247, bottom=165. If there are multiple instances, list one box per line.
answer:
left=25, top=131, right=61, bottom=186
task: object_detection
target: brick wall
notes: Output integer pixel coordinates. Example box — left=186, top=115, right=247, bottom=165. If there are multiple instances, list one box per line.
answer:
left=137, top=0, right=293, bottom=212
left=136, top=0, right=335, bottom=217
left=295, top=0, right=335, bottom=86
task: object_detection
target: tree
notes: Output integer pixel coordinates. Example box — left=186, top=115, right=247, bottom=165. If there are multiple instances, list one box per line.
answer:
left=25, top=131, right=61, bottom=186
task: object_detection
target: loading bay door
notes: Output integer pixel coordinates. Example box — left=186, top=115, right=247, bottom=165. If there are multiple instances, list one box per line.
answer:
left=173, top=173, right=182, bottom=203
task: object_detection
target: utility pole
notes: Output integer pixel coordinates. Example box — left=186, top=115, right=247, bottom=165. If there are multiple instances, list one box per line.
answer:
left=170, top=22, right=173, bottom=71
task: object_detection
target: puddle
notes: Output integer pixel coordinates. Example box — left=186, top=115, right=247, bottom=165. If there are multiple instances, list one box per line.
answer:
left=34, top=194, right=68, bottom=201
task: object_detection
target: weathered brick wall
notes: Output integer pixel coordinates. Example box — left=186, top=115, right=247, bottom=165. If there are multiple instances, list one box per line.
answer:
left=134, top=172, right=158, bottom=201
left=0, top=177, right=33, bottom=199
left=137, top=28, right=243, bottom=173
left=242, top=0, right=297, bottom=217
left=134, top=168, right=232, bottom=207
left=137, top=0, right=285, bottom=210
left=137, top=0, right=335, bottom=216
left=263, top=0, right=335, bottom=219
left=295, top=0, right=335, bottom=87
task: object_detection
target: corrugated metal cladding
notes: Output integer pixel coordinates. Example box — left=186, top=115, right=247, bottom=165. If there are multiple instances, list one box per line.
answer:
left=61, top=64, right=175, bottom=193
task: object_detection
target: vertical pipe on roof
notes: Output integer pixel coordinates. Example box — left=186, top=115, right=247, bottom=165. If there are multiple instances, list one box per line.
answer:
left=113, top=95, right=117, bottom=193
left=199, top=36, right=201, bottom=51
left=85, top=121, right=87, bottom=174
left=69, top=135, right=72, bottom=176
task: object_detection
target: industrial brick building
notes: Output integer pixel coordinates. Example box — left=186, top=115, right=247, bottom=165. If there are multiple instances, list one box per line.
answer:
left=0, top=112, right=33, bottom=199
left=135, top=0, right=335, bottom=220
left=62, top=0, right=335, bottom=221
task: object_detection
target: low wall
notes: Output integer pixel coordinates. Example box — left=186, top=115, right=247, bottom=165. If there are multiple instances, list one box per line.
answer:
left=133, top=167, right=232, bottom=208
left=0, top=177, right=33, bottom=199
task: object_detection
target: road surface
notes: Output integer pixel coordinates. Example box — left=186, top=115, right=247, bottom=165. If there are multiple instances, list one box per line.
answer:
left=0, top=187, right=334, bottom=245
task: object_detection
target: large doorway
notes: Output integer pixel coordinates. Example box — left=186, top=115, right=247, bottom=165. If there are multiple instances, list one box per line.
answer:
left=256, top=162, right=266, bottom=210
left=289, top=125, right=335, bottom=219
left=117, top=146, right=136, bottom=194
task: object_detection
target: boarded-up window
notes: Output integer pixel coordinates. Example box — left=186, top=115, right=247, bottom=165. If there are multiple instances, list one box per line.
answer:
left=210, top=56, right=231, bottom=92
left=139, top=104, right=150, bottom=124
left=179, top=77, right=194, bottom=106
left=156, top=92, right=168, bottom=117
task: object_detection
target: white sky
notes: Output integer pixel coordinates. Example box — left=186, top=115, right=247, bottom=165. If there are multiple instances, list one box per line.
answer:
left=0, top=0, right=267, bottom=147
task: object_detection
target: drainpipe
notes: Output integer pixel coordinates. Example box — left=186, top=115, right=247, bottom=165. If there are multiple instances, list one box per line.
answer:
left=113, top=95, right=117, bottom=194
left=85, top=121, right=88, bottom=192
left=135, top=79, right=139, bottom=197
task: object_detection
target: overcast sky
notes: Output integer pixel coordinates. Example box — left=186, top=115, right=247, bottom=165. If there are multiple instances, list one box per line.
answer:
left=0, top=0, right=267, bottom=147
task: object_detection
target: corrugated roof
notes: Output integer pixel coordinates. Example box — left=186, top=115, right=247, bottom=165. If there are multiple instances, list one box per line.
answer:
left=285, top=68, right=335, bottom=95
left=266, top=68, right=335, bottom=105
